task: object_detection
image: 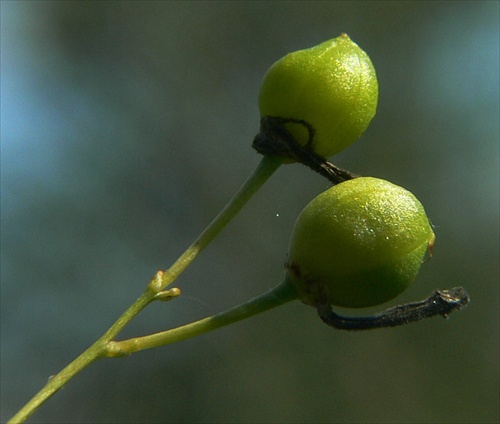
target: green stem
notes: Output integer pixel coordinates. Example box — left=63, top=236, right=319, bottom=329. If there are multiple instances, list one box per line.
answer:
left=8, top=290, right=154, bottom=424
left=107, top=282, right=298, bottom=355
left=8, top=282, right=297, bottom=424
left=8, top=156, right=282, bottom=424
left=8, top=341, right=101, bottom=424
left=154, top=155, right=282, bottom=292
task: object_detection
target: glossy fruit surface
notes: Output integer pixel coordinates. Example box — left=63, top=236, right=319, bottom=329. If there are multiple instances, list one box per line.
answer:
left=286, top=177, right=435, bottom=308
left=258, top=34, right=378, bottom=159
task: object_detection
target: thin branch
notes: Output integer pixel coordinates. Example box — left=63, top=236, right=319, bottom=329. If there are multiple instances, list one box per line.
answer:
left=106, top=282, right=298, bottom=356
left=157, top=155, right=282, bottom=291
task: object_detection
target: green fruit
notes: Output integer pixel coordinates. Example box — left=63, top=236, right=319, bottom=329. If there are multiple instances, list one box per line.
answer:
left=286, top=177, right=435, bottom=308
left=258, top=34, right=378, bottom=159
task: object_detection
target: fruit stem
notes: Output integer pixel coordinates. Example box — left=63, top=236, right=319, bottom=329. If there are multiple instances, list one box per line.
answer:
left=158, top=155, right=282, bottom=291
left=7, top=155, right=282, bottom=424
left=7, top=282, right=298, bottom=424
left=106, top=281, right=298, bottom=355
left=253, top=116, right=357, bottom=185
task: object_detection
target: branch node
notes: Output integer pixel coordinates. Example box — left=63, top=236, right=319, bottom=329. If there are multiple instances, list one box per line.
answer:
left=147, top=270, right=166, bottom=294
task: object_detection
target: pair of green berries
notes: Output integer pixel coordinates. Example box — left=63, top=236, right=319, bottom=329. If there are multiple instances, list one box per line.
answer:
left=258, top=34, right=435, bottom=309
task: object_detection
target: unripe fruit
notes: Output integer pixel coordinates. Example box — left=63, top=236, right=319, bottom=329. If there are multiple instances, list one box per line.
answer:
left=286, top=177, right=435, bottom=308
left=258, top=34, right=378, bottom=159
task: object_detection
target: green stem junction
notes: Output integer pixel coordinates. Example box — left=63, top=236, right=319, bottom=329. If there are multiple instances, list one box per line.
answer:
left=8, top=156, right=283, bottom=424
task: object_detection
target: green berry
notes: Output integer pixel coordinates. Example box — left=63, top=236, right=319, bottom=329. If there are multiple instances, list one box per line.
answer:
left=258, top=34, right=378, bottom=159
left=286, top=177, right=435, bottom=308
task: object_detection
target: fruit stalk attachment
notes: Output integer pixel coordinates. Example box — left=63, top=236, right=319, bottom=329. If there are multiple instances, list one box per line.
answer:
left=253, top=116, right=358, bottom=185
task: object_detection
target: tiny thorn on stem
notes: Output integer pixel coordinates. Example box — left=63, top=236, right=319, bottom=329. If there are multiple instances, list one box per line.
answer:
left=154, top=287, right=181, bottom=302
left=317, top=287, right=470, bottom=331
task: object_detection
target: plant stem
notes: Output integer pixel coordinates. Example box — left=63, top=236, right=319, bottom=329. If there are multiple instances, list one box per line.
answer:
left=154, top=155, right=282, bottom=292
left=8, top=155, right=282, bottom=424
left=8, top=283, right=297, bottom=424
left=8, top=290, right=154, bottom=424
left=8, top=341, right=101, bottom=424
left=107, top=281, right=298, bottom=355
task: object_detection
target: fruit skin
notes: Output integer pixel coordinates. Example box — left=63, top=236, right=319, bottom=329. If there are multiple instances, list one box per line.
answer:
left=286, top=177, right=435, bottom=308
left=258, top=34, right=378, bottom=159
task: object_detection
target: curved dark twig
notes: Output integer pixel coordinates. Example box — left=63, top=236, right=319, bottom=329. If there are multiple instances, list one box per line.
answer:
left=252, top=116, right=358, bottom=185
left=317, top=287, right=470, bottom=331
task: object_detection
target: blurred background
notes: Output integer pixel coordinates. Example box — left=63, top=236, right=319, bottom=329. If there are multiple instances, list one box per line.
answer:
left=1, top=1, right=498, bottom=423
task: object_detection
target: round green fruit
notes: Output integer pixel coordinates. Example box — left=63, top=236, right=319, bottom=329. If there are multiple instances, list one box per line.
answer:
left=258, top=34, right=378, bottom=159
left=286, top=177, right=435, bottom=308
